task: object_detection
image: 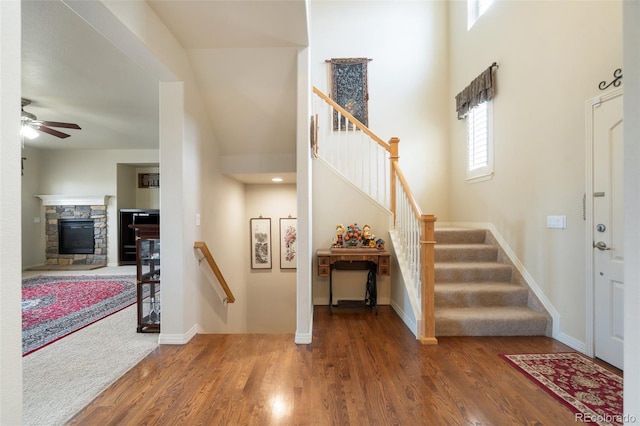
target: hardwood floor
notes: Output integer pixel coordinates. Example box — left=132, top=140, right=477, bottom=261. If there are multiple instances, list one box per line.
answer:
left=68, top=306, right=618, bottom=425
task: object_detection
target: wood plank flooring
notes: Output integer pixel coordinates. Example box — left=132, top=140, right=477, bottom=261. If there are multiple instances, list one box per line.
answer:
left=67, top=306, right=620, bottom=425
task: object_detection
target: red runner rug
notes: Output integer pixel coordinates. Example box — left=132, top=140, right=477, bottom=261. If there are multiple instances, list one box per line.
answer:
left=501, top=352, right=623, bottom=426
left=22, top=274, right=136, bottom=356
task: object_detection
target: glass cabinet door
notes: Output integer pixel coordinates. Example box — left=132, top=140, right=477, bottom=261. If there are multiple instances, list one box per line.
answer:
left=136, top=235, right=161, bottom=333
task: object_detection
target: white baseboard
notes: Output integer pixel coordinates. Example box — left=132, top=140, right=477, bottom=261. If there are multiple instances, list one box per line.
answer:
left=158, top=323, right=198, bottom=345
left=390, top=300, right=417, bottom=337
left=295, top=332, right=312, bottom=344
left=440, top=221, right=587, bottom=351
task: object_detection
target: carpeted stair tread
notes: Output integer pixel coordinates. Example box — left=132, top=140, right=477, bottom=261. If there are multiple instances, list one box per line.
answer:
left=435, top=282, right=529, bottom=307
left=435, top=228, right=487, bottom=244
left=435, top=244, right=498, bottom=262
left=433, top=227, right=551, bottom=337
left=435, top=307, right=549, bottom=336
left=435, top=262, right=513, bottom=283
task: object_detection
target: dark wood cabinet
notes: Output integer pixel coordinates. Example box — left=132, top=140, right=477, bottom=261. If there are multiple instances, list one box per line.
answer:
left=119, top=209, right=159, bottom=265
left=134, top=224, right=160, bottom=333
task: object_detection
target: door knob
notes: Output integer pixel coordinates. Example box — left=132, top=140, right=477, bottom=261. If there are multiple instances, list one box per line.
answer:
left=594, top=241, right=612, bottom=251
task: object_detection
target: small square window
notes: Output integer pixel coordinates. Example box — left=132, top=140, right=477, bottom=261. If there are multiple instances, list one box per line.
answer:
left=468, top=0, right=494, bottom=29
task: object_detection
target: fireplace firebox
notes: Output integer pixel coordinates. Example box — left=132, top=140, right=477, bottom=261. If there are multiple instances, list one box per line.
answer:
left=58, top=219, right=95, bottom=254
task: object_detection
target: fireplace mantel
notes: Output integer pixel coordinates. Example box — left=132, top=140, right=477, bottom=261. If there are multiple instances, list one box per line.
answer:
left=35, top=195, right=111, bottom=206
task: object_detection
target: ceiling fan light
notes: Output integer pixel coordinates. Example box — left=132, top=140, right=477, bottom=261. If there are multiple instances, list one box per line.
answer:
left=21, top=125, right=39, bottom=140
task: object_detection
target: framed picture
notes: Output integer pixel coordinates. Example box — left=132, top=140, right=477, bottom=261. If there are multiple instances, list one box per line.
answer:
left=138, top=173, right=160, bottom=188
left=250, top=218, right=271, bottom=269
left=279, top=218, right=297, bottom=269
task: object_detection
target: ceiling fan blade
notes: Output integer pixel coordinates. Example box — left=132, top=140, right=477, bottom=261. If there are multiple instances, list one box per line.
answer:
left=40, top=121, right=81, bottom=130
left=37, top=125, right=71, bottom=139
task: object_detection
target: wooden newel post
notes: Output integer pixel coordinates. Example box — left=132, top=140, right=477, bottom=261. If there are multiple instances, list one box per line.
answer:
left=419, top=214, right=438, bottom=345
left=389, top=137, right=400, bottom=226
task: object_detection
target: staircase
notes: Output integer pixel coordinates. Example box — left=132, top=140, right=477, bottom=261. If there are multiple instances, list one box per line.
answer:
left=434, top=227, right=551, bottom=336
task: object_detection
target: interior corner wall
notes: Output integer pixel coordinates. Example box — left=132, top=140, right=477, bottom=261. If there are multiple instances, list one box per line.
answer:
left=116, top=164, right=136, bottom=209
left=309, top=0, right=450, bottom=219
left=244, top=184, right=298, bottom=333
left=21, top=146, right=44, bottom=269
left=133, top=166, right=160, bottom=209
left=447, top=1, right=622, bottom=344
left=92, top=0, right=251, bottom=340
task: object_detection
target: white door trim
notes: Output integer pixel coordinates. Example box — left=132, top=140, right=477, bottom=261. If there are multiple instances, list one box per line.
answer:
left=585, top=87, right=623, bottom=358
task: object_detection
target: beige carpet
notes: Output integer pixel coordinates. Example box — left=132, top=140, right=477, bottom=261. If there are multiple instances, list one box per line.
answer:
left=434, top=227, right=551, bottom=336
left=23, top=304, right=158, bottom=425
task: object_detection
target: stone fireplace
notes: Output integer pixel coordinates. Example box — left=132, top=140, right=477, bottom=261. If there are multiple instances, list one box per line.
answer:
left=37, top=195, right=110, bottom=266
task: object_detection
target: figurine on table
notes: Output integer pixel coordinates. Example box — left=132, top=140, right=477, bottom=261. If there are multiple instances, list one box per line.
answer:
left=333, top=223, right=346, bottom=247
left=362, top=224, right=376, bottom=247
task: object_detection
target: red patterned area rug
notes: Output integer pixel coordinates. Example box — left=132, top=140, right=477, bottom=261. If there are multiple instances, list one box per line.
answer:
left=22, top=275, right=136, bottom=356
left=501, top=352, right=623, bottom=426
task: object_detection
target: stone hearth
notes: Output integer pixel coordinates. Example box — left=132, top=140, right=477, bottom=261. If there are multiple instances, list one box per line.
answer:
left=37, top=195, right=110, bottom=266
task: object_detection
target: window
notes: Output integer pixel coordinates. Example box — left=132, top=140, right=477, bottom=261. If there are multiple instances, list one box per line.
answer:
left=468, top=0, right=494, bottom=29
left=466, top=101, right=493, bottom=181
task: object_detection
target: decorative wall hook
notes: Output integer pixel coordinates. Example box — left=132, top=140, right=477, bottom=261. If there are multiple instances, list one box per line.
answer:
left=599, top=68, right=622, bottom=91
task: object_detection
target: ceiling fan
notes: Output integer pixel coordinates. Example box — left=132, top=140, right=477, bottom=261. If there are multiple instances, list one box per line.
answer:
left=21, top=98, right=81, bottom=139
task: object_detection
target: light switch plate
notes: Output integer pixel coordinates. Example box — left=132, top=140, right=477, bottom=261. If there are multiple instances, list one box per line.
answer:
left=547, top=215, right=566, bottom=229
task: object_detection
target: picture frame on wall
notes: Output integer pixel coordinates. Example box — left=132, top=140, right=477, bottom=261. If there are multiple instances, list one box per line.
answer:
left=138, top=173, right=160, bottom=188
left=250, top=217, right=272, bottom=269
left=279, top=217, right=297, bottom=269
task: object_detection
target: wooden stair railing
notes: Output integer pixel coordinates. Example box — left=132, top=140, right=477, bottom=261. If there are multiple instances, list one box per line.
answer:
left=312, top=86, right=437, bottom=345
left=194, top=241, right=235, bottom=304
left=392, top=164, right=437, bottom=345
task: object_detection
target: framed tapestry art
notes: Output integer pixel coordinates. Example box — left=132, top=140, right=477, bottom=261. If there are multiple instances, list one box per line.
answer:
left=250, top=218, right=272, bottom=269
left=329, top=57, right=371, bottom=130
left=279, top=218, right=297, bottom=269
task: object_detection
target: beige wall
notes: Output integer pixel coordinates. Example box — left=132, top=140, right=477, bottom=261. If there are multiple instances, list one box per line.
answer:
left=134, top=166, right=160, bottom=209
left=623, top=0, right=640, bottom=414
left=244, top=184, right=298, bottom=333
left=312, top=160, right=393, bottom=306
left=310, top=0, right=451, bottom=219
left=447, top=1, right=622, bottom=346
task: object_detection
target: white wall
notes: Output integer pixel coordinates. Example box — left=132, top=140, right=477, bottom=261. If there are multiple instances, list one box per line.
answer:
left=447, top=1, right=622, bottom=346
left=310, top=0, right=450, bottom=219
left=0, top=1, right=23, bottom=422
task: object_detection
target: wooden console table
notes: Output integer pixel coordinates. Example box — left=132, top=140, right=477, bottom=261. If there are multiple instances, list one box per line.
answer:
left=317, top=248, right=391, bottom=314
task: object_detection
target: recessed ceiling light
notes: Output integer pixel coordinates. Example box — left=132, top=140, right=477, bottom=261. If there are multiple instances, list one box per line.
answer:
left=272, top=177, right=283, bottom=183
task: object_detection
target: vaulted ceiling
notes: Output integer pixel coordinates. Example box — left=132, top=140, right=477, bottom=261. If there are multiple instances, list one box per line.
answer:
left=21, top=0, right=308, bottom=183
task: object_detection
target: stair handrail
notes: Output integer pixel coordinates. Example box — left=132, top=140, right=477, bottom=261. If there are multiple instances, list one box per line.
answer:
left=312, top=86, right=393, bottom=209
left=312, top=86, right=437, bottom=344
left=194, top=241, right=235, bottom=304
left=312, top=87, right=391, bottom=151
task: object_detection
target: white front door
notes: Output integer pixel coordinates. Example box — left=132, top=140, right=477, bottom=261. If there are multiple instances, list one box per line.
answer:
left=592, top=89, right=624, bottom=370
